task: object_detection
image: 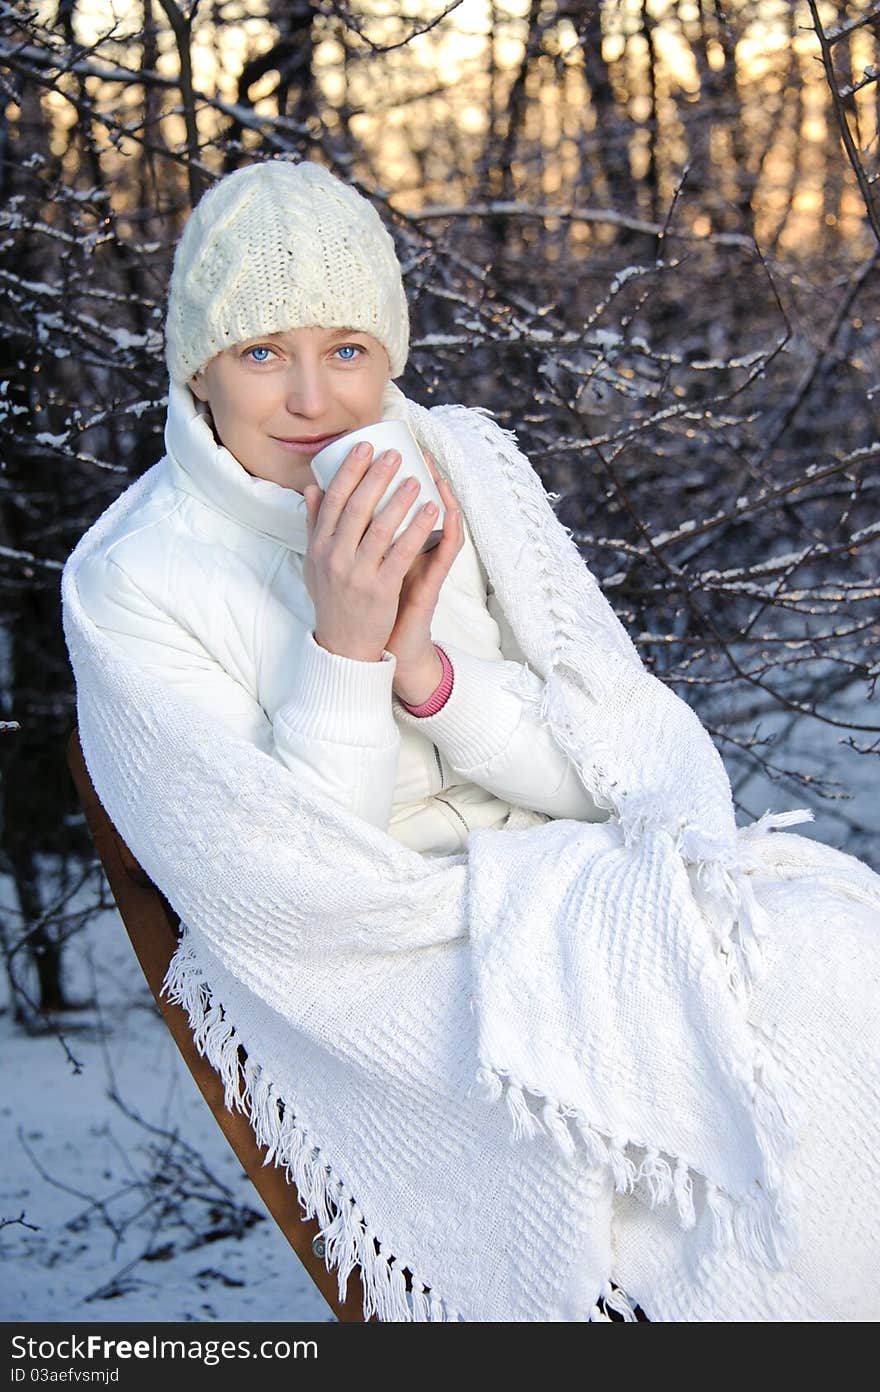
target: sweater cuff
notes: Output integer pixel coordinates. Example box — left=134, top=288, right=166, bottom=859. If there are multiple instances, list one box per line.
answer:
left=274, top=628, right=399, bottom=748
left=392, top=639, right=524, bottom=769
left=398, top=642, right=454, bottom=716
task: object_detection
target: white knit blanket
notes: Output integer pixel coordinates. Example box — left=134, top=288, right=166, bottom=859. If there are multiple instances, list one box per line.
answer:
left=61, top=392, right=880, bottom=1321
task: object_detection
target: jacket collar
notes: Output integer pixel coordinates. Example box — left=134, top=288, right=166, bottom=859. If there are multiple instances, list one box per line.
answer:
left=163, top=377, right=409, bottom=555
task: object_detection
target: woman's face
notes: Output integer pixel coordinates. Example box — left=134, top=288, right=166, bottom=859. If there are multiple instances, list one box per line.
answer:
left=188, top=325, right=391, bottom=493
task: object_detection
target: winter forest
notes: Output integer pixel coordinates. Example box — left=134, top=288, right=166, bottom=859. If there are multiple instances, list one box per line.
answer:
left=1, top=0, right=879, bottom=1323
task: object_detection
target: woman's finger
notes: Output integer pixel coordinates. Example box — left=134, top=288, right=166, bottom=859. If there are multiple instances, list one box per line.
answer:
left=423, top=450, right=452, bottom=495
left=420, top=449, right=463, bottom=521
left=358, top=471, right=427, bottom=564
left=313, top=442, right=378, bottom=541
left=436, top=501, right=463, bottom=567
left=406, top=500, right=463, bottom=600
left=436, top=487, right=463, bottom=554
left=381, top=498, right=442, bottom=578
left=428, top=461, right=459, bottom=507
left=437, top=477, right=460, bottom=515
left=303, top=483, right=323, bottom=541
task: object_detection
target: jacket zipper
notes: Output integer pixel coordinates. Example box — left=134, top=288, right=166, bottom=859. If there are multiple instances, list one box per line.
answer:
left=434, top=795, right=471, bottom=834
left=431, top=743, right=471, bottom=834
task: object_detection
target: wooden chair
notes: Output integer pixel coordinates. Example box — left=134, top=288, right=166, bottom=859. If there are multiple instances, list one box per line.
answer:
left=66, top=723, right=373, bottom=1323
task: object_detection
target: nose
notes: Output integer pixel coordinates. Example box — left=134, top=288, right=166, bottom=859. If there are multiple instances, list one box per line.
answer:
left=283, top=358, right=331, bottom=422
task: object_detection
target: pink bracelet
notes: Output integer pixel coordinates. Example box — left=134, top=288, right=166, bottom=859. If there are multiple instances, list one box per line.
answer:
left=398, top=642, right=454, bottom=716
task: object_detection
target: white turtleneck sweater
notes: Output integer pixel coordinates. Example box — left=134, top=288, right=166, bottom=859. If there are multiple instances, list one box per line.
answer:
left=73, top=379, right=608, bottom=856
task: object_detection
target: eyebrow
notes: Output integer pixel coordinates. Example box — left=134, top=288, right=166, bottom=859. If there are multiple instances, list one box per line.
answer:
left=260, top=326, right=365, bottom=342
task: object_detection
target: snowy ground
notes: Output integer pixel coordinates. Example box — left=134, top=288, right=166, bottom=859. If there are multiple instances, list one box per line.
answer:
left=0, top=891, right=334, bottom=1324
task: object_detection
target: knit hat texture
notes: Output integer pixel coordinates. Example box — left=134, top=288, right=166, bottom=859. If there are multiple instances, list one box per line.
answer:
left=165, top=159, right=409, bottom=384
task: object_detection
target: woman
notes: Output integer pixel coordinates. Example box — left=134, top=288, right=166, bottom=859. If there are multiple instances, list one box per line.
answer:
left=75, top=158, right=610, bottom=861
left=65, top=157, right=880, bottom=1322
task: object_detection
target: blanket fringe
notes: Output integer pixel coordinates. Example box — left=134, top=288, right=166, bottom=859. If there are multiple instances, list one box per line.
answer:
left=162, top=931, right=459, bottom=1323
left=476, top=1063, right=801, bottom=1272
left=595, top=1279, right=642, bottom=1322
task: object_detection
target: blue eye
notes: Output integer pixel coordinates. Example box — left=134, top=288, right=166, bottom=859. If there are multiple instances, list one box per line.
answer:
left=336, top=344, right=362, bottom=361
left=248, top=346, right=272, bottom=363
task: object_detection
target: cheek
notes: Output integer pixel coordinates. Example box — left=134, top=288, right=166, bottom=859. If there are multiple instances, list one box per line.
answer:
left=221, top=382, right=271, bottom=427
left=367, top=362, right=388, bottom=395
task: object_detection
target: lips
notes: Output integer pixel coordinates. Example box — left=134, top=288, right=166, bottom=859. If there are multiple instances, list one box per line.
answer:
left=275, top=432, right=342, bottom=445
left=271, top=431, right=346, bottom=457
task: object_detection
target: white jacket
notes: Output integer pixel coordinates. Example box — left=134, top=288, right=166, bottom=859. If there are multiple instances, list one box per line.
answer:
left=73, top=380, right=608, bottom=857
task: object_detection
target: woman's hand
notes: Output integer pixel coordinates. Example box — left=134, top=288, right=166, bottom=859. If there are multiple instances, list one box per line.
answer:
left=384, top=451, right=464, bottom=704
left=302, top=441, right=448, bottom=663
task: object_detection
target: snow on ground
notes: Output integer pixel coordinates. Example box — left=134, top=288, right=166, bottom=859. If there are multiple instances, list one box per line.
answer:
left=0, top=890, right=334, bottom=1323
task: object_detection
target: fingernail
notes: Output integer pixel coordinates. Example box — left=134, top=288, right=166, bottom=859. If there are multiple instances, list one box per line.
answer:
left=354, top=441, right=371, bottom=458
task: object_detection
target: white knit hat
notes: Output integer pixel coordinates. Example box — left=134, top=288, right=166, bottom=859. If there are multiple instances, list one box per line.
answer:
left=164, top=158, right=410, bottom=384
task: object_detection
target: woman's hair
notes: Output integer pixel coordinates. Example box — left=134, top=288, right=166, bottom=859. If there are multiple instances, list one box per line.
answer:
left=164, top=158, right=410, bottom=386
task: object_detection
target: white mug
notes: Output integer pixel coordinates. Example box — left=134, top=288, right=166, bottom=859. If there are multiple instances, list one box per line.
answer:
left=311, top=420, right=446, bottom=553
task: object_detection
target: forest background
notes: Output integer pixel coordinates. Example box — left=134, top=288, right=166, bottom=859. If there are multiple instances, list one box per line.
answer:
left=1, top=0, right=878, bottom=1322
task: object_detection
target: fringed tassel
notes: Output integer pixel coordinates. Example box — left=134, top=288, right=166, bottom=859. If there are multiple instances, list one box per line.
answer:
left=303, top=1151, right=336, bottom=1235
left=704, top=1173, right=798, bottom=1272
left=616, top=792, right=682, bottom=851
left=409, top=1278, right=431, bottom=1322
left=464, top=408, right=640, bottom=786
left=685, top=844, right=771, bottom=1005
left=747, top=1040, right=803, bottom=1268
left=684, top=830, right=804, bottom=1271
left=504, top=1081, right=542, bottom=1142
left=751, top=1037, right=799, bottom=1159
left=634, top=1146, right=674, bottom=1208
left=471, top=1063, right=504, bottom=1103
left=705, top=1181, right=735, bottom=1251
left=161, top=933, right=447, bottom=1322
left=608, top=1136, right=640, bottom=1195
left=740, top=807, right=815, bottom=839
left=331, top=1202, right=366, bottom=1306
left=571, top=1112, right=616, bottom=1170
left=730, top=1183, right=800, bottom=1272
left=686, top=806, right=815, bottom=987
left=728, top=871, right=770, bottom=985
left=632, top=1147, right=696, bottom=1230
left=373, top=1241, right=398, bottom=1323
left=320, top=1186, right=355, bottom=1279
left=540, top=1099, right=578, bottom=1160
left=474, top=1066, right=548, bottom=1145
left=686, top=853, right=739, bottom=953
left=721, top=938, right=752, bottom=1012
left=479, top=1068, right=655, bottom=1193
left=672, top=1158, right=696, bottom=1229
left=485, top=1069, right=709, bottom=1243
left=599, top=1279, right=641, bottom=1322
